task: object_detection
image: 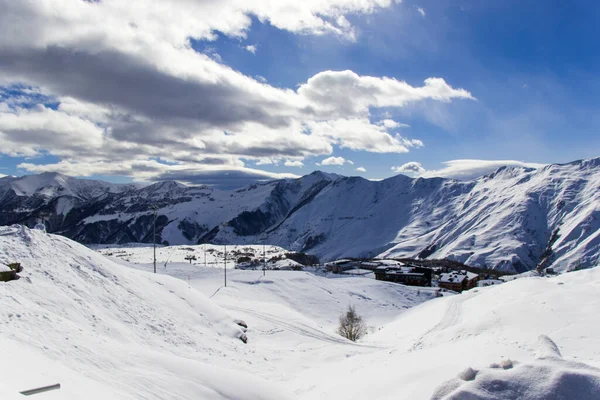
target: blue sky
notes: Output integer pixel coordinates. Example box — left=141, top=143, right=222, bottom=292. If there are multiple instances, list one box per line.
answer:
left=0, top=0, right=599, bottom=185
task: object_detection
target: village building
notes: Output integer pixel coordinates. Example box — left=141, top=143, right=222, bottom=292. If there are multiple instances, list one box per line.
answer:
left=438, top=270, right=480, bottom=292
left=374, top=265, right=432, bottom=287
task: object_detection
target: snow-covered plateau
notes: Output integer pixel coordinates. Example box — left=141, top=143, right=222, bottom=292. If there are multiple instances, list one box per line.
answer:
left=1, top=226, right=600, bottom=399
left=2, top=157, right=600, bottom=273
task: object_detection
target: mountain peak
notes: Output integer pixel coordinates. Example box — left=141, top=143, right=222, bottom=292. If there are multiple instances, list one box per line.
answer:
left=308, top=170, right=342, bottom=181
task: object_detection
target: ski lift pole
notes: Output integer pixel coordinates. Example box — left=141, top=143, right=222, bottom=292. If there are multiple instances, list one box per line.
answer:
left=20, top=383, right=61, bottom=396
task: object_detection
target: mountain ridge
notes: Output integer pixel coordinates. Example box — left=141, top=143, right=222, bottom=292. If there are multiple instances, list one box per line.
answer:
left=1, top=157, right=599, bottom=273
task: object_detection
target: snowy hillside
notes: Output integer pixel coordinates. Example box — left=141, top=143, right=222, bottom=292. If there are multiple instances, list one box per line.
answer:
left=291, top=263, right=600, bottom=399
left=0, top=226, right=289, bottom=399
left=2, top=158, right=600, bottom=272
left=2, top=226, right=600, bottom=399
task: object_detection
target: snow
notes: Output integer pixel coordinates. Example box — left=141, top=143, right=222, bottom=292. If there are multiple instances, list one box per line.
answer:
left=478, top=279, right=503, bottom=287
left=93, top=243, right=295, bottom=269
left=2, top=225, right=599, bottom=399
left=439, top=270, right=478, bottom=283
left=292, top=264, right=600, bottom=399
left=0, top=226, right=288, bottom=399
left=431, top=336, right=600, bottom=400
left=0, top=172, right=133, bottom=199
left=4, top=158, right=600, bottom=273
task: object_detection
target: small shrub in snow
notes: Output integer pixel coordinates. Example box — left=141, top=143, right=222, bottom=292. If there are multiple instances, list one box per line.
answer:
left=337, top=305, right=367, bottom=342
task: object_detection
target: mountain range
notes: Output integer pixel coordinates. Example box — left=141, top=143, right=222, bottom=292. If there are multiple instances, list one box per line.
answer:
left=1, top=157, right=599, bottom=273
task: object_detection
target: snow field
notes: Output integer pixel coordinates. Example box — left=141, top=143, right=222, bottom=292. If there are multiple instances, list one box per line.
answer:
left=2, top=226, right=600, bottom=399
left=0, top=226, right=290, bottom=399
left=94, top=243, right=298, bottom=270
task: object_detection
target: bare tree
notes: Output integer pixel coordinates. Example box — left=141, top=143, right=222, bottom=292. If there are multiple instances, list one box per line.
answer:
left=337, top=305, right=367, bottom=341
left=184, top=254, right=197, bottom=264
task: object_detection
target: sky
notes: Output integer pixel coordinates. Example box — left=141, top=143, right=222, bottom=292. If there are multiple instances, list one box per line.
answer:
left=0, top=0, right=599, bottom=186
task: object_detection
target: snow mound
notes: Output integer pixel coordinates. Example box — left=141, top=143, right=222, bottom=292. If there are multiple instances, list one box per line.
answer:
left=0, top=225, right=290, bottom=399
left=431, top=336, right=600, bottom=400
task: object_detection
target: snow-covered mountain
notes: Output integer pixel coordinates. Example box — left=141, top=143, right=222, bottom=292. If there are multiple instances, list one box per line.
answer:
left=1, top=158, right=599, bottom=272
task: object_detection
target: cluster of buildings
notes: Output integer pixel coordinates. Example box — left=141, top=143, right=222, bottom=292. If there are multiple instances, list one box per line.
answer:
left=325, top=258, right=482, bottom=292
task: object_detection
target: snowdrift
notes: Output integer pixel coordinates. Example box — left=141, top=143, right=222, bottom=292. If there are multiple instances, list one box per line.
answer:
left=432, top=335, right=600, bottom=400
left=0, top=226, right=290, bottom=399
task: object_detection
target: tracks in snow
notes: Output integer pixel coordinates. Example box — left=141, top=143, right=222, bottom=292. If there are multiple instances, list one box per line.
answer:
left=409, top=295, right=467, bottom=352
left=224, top=305, right=384, bottom=349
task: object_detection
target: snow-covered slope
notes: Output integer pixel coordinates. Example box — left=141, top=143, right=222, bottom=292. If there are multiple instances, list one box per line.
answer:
left=292, top=264, right=600, bottom=399
left=0, top=172, right=133, bottom=199
left=2, top=158, right=600, bottom=272
left=2, top=225, right=599, bottom=399
left=0, top=226, right=289, bottom=399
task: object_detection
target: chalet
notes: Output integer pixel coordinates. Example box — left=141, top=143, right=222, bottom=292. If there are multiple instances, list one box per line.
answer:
left=438, top=270, right=479, bottom=292
left=374, top=265, right=432, bottom=287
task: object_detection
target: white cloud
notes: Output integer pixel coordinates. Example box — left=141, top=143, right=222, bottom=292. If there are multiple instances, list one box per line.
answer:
left=284, top=159, right=304, bottom=167
left=421, top=160, right=545, bottom=180
left=392, top=162, right=426, bottom=175
left=0, top=104, right=105, bottom=157
left=17, top=159, right=299, bottom=186
left=392, top=160, right=545, bottom=180
left=417, top=7, right=426, bottom=17
left=356, top=167, right=366, bottom=172
left=378, top=119, right=409, bottom=129
left=309, top=118, right=423, bottom=153
left=298, top=70, right=474, bottom=120
left=0, top=0, right=474, bottom=181
left=318, top=156, right=348, bottom=166
left=245, top=44, right=257, bottom=54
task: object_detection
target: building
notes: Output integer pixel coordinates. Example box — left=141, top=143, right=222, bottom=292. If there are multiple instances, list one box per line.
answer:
left=438, top=270, right=479, bottom=292
left=374, top=265, right=432, bottom=287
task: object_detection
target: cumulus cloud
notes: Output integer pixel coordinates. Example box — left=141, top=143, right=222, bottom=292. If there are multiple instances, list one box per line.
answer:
left=284, top=159, right=304, bottom=167
left=417, top=7, right=426, bottom=17
left=392, top=162, right=426, bottom=175
left=356, top=167, right=366, bottom=172
left=245, top=45, right=257, bottom=54
left=309, top=118, right=423, bottom=153
left=0, top=0, right=474, bottom=182
left=318, top=156, right=349, bottom=166
left=392, top=160, right=545, bottom=180
left=298, top=70, right=473, bottom=120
